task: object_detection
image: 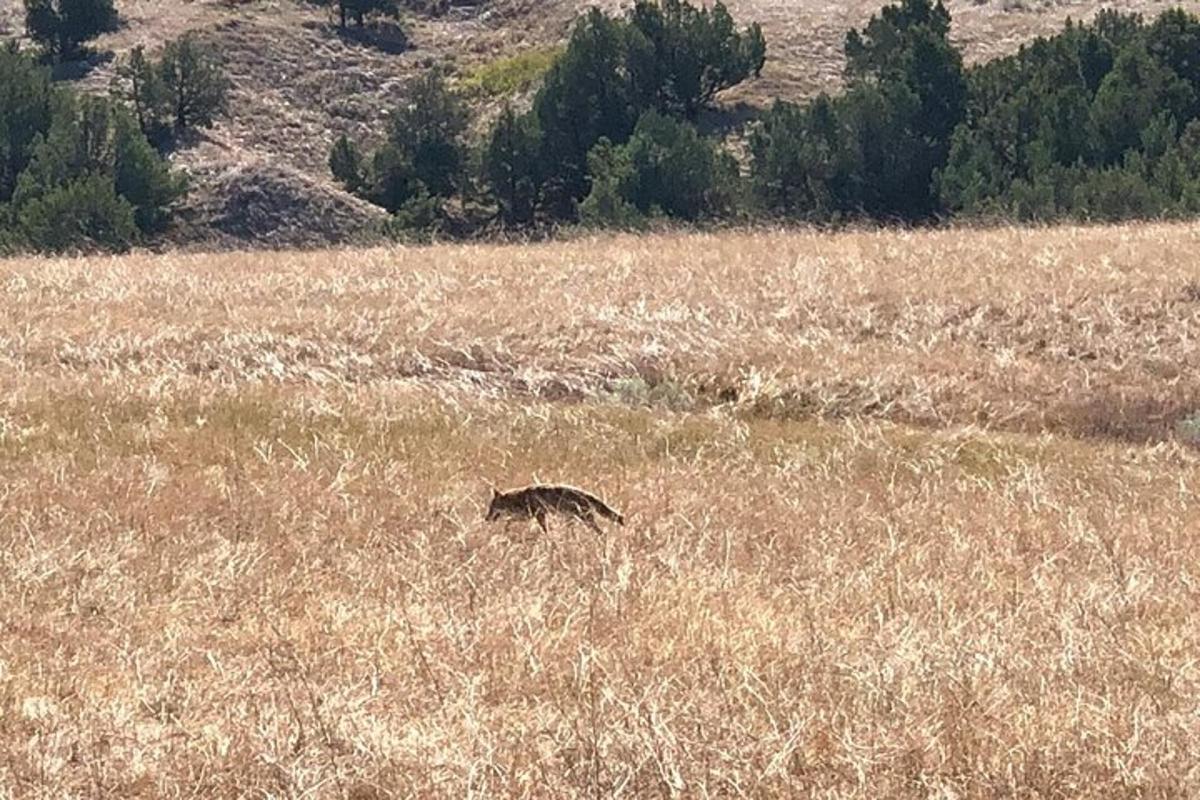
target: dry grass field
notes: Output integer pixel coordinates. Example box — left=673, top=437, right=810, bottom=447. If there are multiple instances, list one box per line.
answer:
left=3, top=223, right=1200, bottom=797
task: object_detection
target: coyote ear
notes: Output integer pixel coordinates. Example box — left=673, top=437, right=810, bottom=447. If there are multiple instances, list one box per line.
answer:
left=491, top=485, right=500, bottom=498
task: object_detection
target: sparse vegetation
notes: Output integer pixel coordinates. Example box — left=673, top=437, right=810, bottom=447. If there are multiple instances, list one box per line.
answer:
left=460, top=46, right=562, bottom=97
left=3, top=223, right=1200, bottom=795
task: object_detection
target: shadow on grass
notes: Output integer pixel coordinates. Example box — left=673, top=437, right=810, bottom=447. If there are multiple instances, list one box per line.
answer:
left=49, top=48, right=115, bottom=81
left=695, top=102, right=762, bottom=137
left=301, top=19, right=410, bottom=55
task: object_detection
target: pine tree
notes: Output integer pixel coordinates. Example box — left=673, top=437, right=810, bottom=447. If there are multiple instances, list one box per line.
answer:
left=159, top=34, right=230, bottom=131
left=23, top=0, right=118, bottom=61
left=482, top=107, right=541, bottom=226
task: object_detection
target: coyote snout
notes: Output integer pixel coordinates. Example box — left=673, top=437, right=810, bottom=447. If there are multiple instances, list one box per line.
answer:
left=485, top=484, right=625, bottom=533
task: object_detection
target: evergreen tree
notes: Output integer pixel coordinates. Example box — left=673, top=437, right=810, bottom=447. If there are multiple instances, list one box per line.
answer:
left=482, top=107, right=541, bottom=226
left=0, top=44, right=56, bottom=204
left=329, top=134, right=364, bottom=193
left=578, top=138, right=641, bottom=228
left=159, top=34, right=230, bottom=131
left=534, top=8, right=636, bottom=214
left=23, top=0, right=118, bottom=61
left=625, top=0, right=766, bottom=117
left=844, top=0, right=950, bottom=79
left=1, top=48, right=184, bottom=252
left=1089, top=42, right=1194, bottom=165
left=343, top=70, right=468, bottom=219
left=386, top=69, right=468, bottom=198
left=112, top=45, right=171, bottom=141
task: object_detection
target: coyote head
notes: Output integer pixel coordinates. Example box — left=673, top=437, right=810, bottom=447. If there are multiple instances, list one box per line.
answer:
left=484, top=487, right=503, bottom=521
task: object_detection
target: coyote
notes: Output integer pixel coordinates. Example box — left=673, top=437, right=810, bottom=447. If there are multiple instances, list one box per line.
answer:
left=485, top=484, right=625, bottom=533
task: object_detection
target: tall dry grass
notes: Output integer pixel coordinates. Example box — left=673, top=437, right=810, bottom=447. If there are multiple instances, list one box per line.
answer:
left=2, top=223, right=1200, bottom=797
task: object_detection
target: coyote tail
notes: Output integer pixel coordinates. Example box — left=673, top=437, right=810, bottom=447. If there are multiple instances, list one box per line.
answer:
left=580, top=489, right=625, bottom=525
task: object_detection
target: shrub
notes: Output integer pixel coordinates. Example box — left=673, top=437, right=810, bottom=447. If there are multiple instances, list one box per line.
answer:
left=335, top=71, right=468, bottom=223
left=23, top=0, right=118, bottom=61
left=461, top=47, right=562, bottom=97
left=111, top=110, right=187, bottom=233
left=329, top=134, right=365, bottom=193
left=482, top=107, right=541, bottom=226
left=159, top=34, right=230, bottom=131
left=0, top=49, right=184, bottom=252
left=580, top=113, right=741, bottom=225
left=579, top=139, right=642, bottom=228
left=17, top=174, right=138, bottom=252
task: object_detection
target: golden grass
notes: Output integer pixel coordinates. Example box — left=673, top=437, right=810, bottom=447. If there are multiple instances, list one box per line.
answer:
left=3, top=223, right=1200, bottom=796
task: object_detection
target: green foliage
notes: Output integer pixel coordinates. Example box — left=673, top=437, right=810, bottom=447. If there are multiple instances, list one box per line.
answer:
left=749, top=0, right=964, bottom=221
left=329, top=134, right=364, bottom=193
left=112, top=36, right=229, bottom=139
left=388, top=185, right=442, bottom=237
left=461, top=47, right=562, bottom=97
left=751, top=3, right=1200, bottom=226
left=344, top=0, right=764, bottom=229
left=385, top=69, right=469, bottom=199
left=23, top=0, right=118, bottom=61
left=159, top=34, right=230, bottom=131
left=17, top=173, right=137, bottom=252
left=583, top=111, right=739, bottom=221
left=532, top=0, right=765, bottom=217
left=844, top=0, right=950, bottom=79
left=625, top=0, right=767, bottom=117
left=750, top=97, right=854, bottom=219
left=939, top=9, right=1200, bottom=222
left=482, top=107, right=541, bottom=226
left=111, top=110, right=187, bottom=234
left=579, top=139, right=642, bottom=228
left=334, top=70, right=467, bottom=225
left=0, top=48, right=184, bottom=253
left=1088, top=43, right=1194, bottom=164
left=534, top=8, right=638, bottom=213
left=112, top=45, right=171, bottom=142
left=0, top=44, right=56, bottom=205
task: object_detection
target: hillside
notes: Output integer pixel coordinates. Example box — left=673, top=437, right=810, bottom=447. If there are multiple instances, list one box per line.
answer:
left=3, top=224, right=1200, bottom=795
left=3, top=0, right=1200, bottom=247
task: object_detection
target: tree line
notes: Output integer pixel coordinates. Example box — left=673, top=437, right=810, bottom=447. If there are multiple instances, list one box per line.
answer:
left=8, top=0, right=1200, bottom=252
left=336, top=0, right=1200, bottom=235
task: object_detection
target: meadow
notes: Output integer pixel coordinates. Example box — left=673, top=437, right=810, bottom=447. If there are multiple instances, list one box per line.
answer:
left=2, top=224, right=1200, bottom=797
